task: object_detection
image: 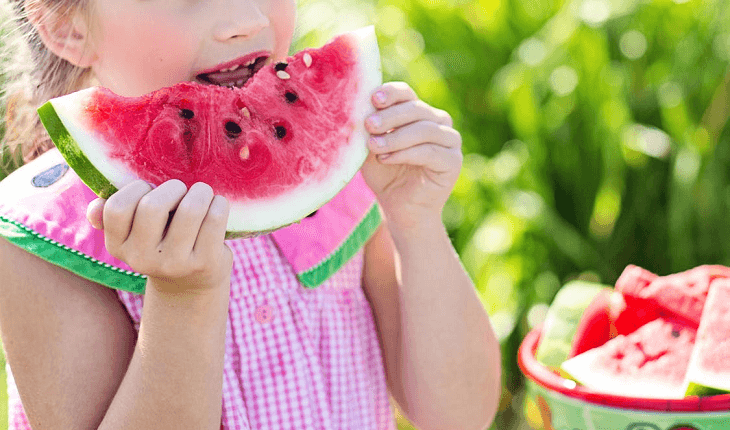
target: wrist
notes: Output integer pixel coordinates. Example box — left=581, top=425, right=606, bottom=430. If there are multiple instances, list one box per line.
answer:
left=146, top=277, right=231, bottom=303
left=386, top=213, right=450, bottom=250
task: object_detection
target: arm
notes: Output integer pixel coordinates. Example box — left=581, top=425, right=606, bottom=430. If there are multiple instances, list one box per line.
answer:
left=360, top=82, right=501, bottom=430
left=363, top=220, right=500, bottom=430
left=0, top=180, right=232, bottom=430
left=0, top=238, right=136, bottom=430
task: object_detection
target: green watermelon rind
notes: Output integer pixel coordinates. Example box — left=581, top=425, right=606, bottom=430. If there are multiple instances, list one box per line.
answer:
left=37, top=102, right=118, bottom=199
left=685, top=382, right=728, bottom=397
left=534, top=280, right=610, bottom=369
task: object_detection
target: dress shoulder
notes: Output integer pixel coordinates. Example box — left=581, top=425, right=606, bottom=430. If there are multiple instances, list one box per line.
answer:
left=0, top=148, right=146, bottom=293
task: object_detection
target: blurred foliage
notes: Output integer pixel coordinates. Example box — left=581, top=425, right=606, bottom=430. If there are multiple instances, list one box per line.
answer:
left=1, top=0, right=730, bottom=428
left=294, top=0, right=730, bottom=428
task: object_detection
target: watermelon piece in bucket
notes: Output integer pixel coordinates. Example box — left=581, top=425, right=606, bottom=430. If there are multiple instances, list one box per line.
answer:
left=684, top=279, right=730, bottom=396
left=534, top=280, right=610, bottom=368
left=37, top=27, right=382, bottom=237
left=560, top=318, right=696, bottom=399
left=569, top=289, right=664, bottom=357
left=617, top=265, right=730, bottom=327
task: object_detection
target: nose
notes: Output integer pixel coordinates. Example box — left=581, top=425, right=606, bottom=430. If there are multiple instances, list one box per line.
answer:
left=213, top=1, right=270, bottom=41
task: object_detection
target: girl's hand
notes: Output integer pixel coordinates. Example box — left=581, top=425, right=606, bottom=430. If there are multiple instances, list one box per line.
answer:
left=86, top=179, right=233, bottom=294
left=362, top=82, right=463, bottom=234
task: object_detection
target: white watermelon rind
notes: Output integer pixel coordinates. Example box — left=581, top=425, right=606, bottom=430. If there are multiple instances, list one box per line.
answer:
left=38, top=27, right=382, bottom=237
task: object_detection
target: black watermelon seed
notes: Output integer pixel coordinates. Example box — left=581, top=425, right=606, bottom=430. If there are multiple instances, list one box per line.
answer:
left=275, top=62, right=288, bottom=71
left=285, top=91, right=298, bottom=103
left=275, top=125, right=287, bottom=140
left=306, top=210, right=318, bottom=218
left=180, top=109, right=194, bottom=119
left=671, top=329, right=681, bottom=338
left=225, top=121, right=242, bottom=138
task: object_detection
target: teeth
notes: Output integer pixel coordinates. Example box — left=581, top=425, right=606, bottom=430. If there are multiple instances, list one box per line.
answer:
left=220, top=64, right=241, bottom=73
left=245, top=58, right=257, bottom=67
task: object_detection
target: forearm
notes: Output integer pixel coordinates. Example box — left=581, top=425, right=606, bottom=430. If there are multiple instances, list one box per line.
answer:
left=99, top=280, right=230, bottom=430
left=391, top=220, right=501, bottom=430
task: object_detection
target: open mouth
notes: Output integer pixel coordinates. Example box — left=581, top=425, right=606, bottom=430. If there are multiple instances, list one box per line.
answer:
left=196, top=55, right=270, bottom=88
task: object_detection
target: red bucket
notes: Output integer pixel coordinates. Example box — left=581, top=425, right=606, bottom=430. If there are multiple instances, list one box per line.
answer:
left=518, top=328, right=730, bottom=430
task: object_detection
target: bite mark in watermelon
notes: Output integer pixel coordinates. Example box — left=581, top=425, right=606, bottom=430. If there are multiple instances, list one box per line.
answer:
left=560, top=318, right=696, bottom=399
left=37, top=27, right=382, bottom=237
left=684, top=279, right=730, bottom=396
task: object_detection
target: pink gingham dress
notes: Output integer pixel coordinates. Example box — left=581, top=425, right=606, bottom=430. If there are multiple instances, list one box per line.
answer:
left=0, top=149, right=396, bottom=430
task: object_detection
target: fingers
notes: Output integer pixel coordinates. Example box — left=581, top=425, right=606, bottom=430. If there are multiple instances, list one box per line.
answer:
left=371, top=82, right=418, bottom=109
left=161, top=182, right=215, bottom=255
left=376, top=144, right=463, bottom=173
left=86, top=198, right=106, bottom=230
left=368, top=120, right=462, bottom=155
left=366, top=99, right=453, bottom=133
left=125, top=179, right=188, bottom=251
left=192, top=195, right=230, bottom=257
left=102, top=180, right=155, bottom=252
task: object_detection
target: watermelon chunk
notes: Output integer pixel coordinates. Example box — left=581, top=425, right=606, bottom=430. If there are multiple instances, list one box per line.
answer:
left=684, top=279, right=730, bottom=396
left=560, top=318, right=696, bottom=399
left=37, top=27, right=382, bottom=237
left=534, top=280, right=610, bottom=369
left=617, top=265, right=730, bottom=327
left=570, top=290, right=664, bottom=357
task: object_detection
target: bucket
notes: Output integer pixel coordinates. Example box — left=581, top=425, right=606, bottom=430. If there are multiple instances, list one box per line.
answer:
left=518, top=328, right=730, bottom=430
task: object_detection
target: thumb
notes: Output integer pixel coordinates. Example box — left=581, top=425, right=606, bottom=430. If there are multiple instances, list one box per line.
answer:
left=86, top=198, right=106, bottom=230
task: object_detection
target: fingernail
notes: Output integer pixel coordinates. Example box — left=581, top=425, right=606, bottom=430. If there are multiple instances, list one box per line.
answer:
left=370, top=136, right=386, bottom=148
left=367, top=115, right=381, bottom=129
left=374, top=91, right=386, bottom=105
left=378, top=153, right=391, bottom=160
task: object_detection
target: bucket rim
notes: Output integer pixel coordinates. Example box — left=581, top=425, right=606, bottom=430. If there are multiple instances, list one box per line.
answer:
left=518, top=328, right=730, bottom=412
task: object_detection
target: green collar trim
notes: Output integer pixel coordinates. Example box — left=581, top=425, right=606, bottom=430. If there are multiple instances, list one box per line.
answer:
left=298, top=203, right=381, bottom=288
left=0, top=203, right=380, bottom=292
left=0, top=215, right=146, bottom=294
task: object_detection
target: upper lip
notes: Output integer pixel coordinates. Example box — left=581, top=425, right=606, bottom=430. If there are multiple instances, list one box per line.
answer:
left=196, top=50, right=272, bottom=76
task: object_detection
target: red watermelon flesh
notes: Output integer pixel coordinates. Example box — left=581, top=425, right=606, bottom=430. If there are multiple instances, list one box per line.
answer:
left=561, top=318, right=696, bottom=399
left=570, top=289, right=663, bottom=357
left=615, top=264, right=658, bottom=293
left=618, top=265, right=730, bottom=326
left=38, top=28, right=382, bottom=236
left=84, top=37, right=358, bottom=199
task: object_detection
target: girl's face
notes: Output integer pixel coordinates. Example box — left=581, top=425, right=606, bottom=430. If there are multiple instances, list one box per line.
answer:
left=86, top=0, right=297, bottom=97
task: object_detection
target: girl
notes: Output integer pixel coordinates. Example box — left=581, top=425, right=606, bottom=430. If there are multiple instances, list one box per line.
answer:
left=0, top=0, right=501, bottom=429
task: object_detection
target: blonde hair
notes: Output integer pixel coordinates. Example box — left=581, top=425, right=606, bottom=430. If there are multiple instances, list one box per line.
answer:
left=1, top=0, right=92, bottom=173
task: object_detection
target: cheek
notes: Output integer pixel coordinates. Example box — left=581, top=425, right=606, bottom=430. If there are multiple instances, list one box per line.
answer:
left=270, top=0, right=297, bottom=58
left=92, top=13, right=197, bottom=95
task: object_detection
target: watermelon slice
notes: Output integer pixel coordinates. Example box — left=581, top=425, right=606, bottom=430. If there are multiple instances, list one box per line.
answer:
left=37, top=27, right=382, bottom=237
left=617, top=265, right=730, bottom=327
left=560, top=318, right=696, bottom=399
left=570, top=289, right=663, bottom=357
left=684, top=279, right=730, bottom=396
left=534, top=280, right=610, bottom=369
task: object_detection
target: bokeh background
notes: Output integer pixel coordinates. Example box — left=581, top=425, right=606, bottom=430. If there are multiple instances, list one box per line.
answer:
left=3, top=0, right=730, bottom=428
